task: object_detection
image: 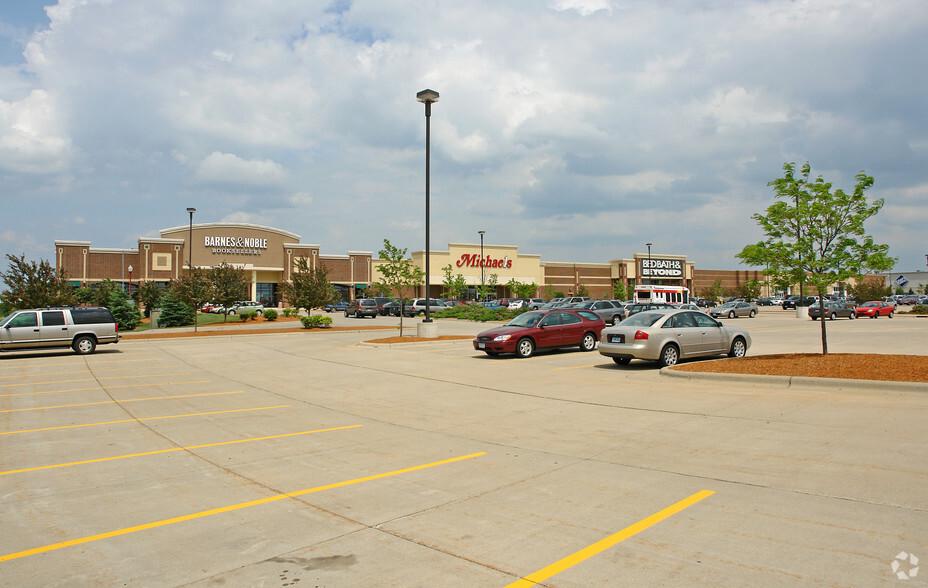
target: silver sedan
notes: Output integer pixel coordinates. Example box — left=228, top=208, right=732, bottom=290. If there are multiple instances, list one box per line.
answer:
left=598, top=309, right=751, bottom=367
left=709, top=301, right=758, bottom=319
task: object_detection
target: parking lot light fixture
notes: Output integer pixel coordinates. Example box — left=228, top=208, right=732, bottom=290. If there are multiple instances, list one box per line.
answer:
left=646, top=242, right=652, bottom=285
left=417, top=89, right=439, bottom=322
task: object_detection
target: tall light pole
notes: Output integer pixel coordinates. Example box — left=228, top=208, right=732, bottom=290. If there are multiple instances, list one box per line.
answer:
left=128, top=265, right=133, bottom=297
left=417, top=89, right=439, bottom=323
left=478, top=230, right=485, bottom=300
left=646, top=242, right=652, bottom=286
left=186, top=207, right=196, bottom=277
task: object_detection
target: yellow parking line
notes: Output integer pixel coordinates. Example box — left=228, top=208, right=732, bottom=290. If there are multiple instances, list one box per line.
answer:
left=0, top=405, right=290, bottom=436
left=552, top=363, right=605, bottom=371
left=0, top=451, right=486, bottom=563
left=0, top=390, right=244, bottom=413
left=0, top=425, right=364, bottom=476
left=506, top=490, right=715, bottom=587
left=0, top=366, right=175, bottom=379
left=0, top=372, right=195, bottom=388
left=0, top=357, right=161, bottom=371
left=0, top=381, right=212, bottom=398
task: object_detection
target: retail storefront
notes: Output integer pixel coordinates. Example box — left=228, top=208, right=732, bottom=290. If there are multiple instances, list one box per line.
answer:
left=56, top=222, right=767, bottom=305
left=55, top=223, right=373, bottom=307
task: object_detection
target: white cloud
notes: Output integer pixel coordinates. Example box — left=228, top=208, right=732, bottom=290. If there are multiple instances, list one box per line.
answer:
left=0, top=89, right=70, bottom=173
left=193, top=151, right=286, bottom=186
left=0, top=0, right=926, bottom=271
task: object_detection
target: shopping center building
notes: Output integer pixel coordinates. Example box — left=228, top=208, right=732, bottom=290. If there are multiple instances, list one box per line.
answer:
left=55, top=222, right=765, bottom=306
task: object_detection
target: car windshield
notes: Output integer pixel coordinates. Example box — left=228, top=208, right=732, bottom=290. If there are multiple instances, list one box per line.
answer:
left=505, top=312, right=544, bottom=327
left=860, top=302, right=877, bottom=307
left=621, top=312, right=664, bottom=327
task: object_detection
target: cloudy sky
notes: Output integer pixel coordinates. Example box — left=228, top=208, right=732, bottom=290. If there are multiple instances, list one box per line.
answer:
left=2, top=0, right=926, bottom=275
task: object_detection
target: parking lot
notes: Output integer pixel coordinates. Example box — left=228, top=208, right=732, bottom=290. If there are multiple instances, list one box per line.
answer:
left=1, top=311, right=926, bottom=586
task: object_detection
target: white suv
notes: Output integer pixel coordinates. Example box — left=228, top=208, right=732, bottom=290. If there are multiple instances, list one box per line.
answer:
left=409, top=298, right=448, bottom=316
left=0, top=306, right=120, bottom=355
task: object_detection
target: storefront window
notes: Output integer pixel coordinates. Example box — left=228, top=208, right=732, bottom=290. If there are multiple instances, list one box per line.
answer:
left=256, top=283, right=278, bottom=307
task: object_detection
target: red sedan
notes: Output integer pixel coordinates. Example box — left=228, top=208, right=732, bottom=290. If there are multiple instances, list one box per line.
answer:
left=473, top=309, right=605, bottom=358
left=854, top=301, right=894, bottom=318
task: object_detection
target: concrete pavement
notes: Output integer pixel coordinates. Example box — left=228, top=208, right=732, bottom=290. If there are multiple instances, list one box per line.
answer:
left=1, top=311, right=925, bottom=586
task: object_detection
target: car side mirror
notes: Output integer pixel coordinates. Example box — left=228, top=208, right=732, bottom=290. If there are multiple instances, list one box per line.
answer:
left=716, top=321, right=723, bottom=326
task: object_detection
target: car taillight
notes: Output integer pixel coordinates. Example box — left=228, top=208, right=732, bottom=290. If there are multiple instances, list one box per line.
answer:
left=634, top=330, right=648, bottom=340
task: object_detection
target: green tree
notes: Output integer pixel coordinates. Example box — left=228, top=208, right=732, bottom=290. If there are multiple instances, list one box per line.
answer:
left=737, top=162, right=894, bottom=354
left=207, top=263, right=249, bottom=322
left=107, top=287, right=141, bottom=331
left=576, top=284, right=589, bottom=297
left=135, top=280, right=163, bottom=318
left=0, top=253, right=76, bottom=309
left=506, top=278, right=538, bottom=299
left=542, top=283, right=559, bottom=300
left=279, top=257, right=337, bottom=312
left=478, top=273, right=499, bottom=301
left=699, top=279, right=723, bottom=302
left=441, top=264, right=468, bottom=300
left=157, top=292, right=195, bottom=327
left=847, top=278, right=891, bottom=304
left=169, top=268, right=212, bottom=331
left=612, top=281, right=628, bottom=301
left=374, top=239, right=424, bottom=335
left=735, top=279, right=762, bottom=301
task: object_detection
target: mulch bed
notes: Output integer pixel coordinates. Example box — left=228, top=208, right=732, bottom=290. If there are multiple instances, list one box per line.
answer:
left=671, top=353, right=928, bottom=383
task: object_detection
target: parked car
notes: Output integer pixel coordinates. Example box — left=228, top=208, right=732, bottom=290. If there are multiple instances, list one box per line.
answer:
left=625, top=302, right=675, bottom=317
left=367, top=297, right=394, bottom=315
left=709, top=301, right=758, bottom=319
left=756, top=297, right=775, bottom=306
left=323, top=301, right=348, bottom=313
left=694, top=298, right=717, bottom=308
left=507, top=298, right=531, bottom=310
left=410, top=298, right=448, bottom=316
left=345, top=299, right=379, bottom=318
left=527, top=298, right=548, bottom=309
left=808, top=301, right=856, bottom=320
left=228, top=301, right=264, bottom=315
left=854, top=301, right=895, bottom=318
left=568, top=300, right=626, bottom=325
left=674, top=303, right=703, bottom=312
left=382, top=300, right=409, bottom=316
left=473, top=309, right=606, bottom=358
left=598, top=308, right=751, bottom=367
left=781, top=296, right=801, bottom=309
left=0, top=306, right=120, bottom=355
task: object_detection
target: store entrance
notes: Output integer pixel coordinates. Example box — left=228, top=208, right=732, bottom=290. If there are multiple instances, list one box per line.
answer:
left=256, top=283, right=278, bottom=307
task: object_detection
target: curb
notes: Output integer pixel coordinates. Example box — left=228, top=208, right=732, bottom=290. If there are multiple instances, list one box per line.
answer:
left=661, top=366, right=928, bottom=393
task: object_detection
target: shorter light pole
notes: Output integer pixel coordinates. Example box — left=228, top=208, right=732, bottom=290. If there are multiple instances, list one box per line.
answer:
left=186, top=207, right=196, bottom=276
left=478, top=230, right=486, bottom=300
left=128, top=265, right=133, bottom=297
left=645, top=243, right=652, bottom=285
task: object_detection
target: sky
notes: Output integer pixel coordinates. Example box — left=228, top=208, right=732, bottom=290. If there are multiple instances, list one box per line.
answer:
left=1, top=0, right=927, bottom=275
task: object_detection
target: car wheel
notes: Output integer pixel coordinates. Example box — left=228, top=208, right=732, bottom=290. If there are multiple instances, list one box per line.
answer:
left=811, top=316, right=818, bottom=321
left=516, top=337, right=535, bottom=358
left=356, top=311, right=362, bottom=318
left=829, top=312, right=836, bottom=320
left=612, top=357, right=630, bottom=365
left=728, top=337, right=747, bottom=358
left=728, top=311, right=735, bottom=319
left=611, top=315, right=621, bottom=325
left=72, top=335, right=96, bottom=355
left=889, top=311, right=894, bottom=318
left=849, top=312, right=855, bottom=320
left=228, top=310, right=236, bottom=315
left=749, top=310, right=756, bottom=318
left=870, top=313, right=876, bottom=319
left=344, top=310, right=349, bottom=318
left=579, top=332, right=597, bottom=352
left=658, top=344, right=679, bottom=367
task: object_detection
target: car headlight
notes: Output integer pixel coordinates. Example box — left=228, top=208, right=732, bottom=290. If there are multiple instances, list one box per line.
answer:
left=493, top=334, right=512, bottom=342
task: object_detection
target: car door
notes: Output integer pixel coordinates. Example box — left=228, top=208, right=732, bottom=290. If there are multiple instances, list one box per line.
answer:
left=535, top=312, right=564, bottom=349
left=39, top=310, right=70, bottom=345
left=1, top=311, right=41, bottom=348
left=556, top=311, right=585, bottom=346
left=662, top=312, right=702, bottom=356
left=692, top=312, right=726, bottom=354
